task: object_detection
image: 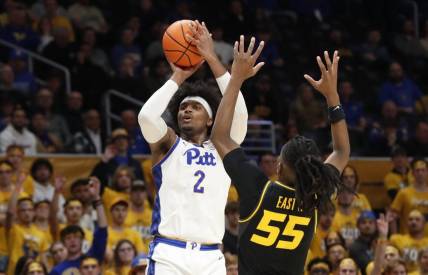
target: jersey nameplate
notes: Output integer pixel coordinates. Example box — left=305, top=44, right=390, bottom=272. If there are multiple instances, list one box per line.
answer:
left=184, top=148, right=217, bottom=166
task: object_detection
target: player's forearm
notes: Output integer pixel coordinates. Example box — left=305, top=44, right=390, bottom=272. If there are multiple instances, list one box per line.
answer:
left=138, top=80, right=178, bottom=143
left=216, top=72, right=248, bottom=144
left=211, top=77, right=242, bottom=158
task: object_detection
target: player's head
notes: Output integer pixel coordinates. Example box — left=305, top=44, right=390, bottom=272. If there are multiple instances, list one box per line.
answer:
left=60, top=225, right=85, bottom=256
left=278, top=135, right=342, bottom=210
left=79, top=256, right=101, bottom=275
left=167, top=81, right=221, bottom=138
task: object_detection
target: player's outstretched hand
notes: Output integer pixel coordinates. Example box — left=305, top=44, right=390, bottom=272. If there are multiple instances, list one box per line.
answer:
left=169, top=60, right=205, bottom=85
left=231, top=35, right=265, bottom=81
left=187, top=20, right=216, bottom=61
left=304, top=50, right=340, bottom=99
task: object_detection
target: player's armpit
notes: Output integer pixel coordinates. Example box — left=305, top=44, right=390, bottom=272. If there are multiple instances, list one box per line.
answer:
left=149, top=128, right=178, bottom=165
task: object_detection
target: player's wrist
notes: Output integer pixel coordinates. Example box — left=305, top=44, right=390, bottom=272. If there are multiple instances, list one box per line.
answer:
left=170, top=73, right=184, bottom=86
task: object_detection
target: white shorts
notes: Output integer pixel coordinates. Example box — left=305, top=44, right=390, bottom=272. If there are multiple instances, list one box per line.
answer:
left=146, top=237, right=226, bottom=275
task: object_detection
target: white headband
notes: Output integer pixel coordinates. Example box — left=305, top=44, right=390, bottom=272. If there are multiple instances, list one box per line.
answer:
left=180, top=96, right=213, bottom=118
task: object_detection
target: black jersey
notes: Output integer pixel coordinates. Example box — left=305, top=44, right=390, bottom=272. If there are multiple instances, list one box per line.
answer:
left=223, top=148, right=319, bottom=275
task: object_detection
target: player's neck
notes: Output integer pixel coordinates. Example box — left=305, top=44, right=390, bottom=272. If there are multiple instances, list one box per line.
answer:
left=181, top=132, right=208, bottom=146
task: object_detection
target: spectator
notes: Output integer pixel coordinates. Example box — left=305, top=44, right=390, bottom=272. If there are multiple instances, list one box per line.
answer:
left=384, top=146, right=414, bottom=200
left=124, top=180, right=152, bottom=252
left=365, top=245, right=400, bottom=275
left=69, top=109, right=105, bottom=155
left=310, top=204, right=335, bottom=259
left=49, top=242, right=68, bottom=270
left=390, top=159, right=428, bottom=235
left=367, top=100, right=409, bottom=156
left=212, top=24, right=234, bottom=66
left=111, top=28, right=142, bottom=71
left=62, top=91, right=84, bottom=135
left=406, top=120, right=428, bottom=157
left=338, top=258, right=359, bottom=275
left=144, top=21, right=169, bottom=63
left=223, top=0, right=253, bottom=42
left=338, top=165, right=372, bottom=212
left=50, top=178, right=107, bottom=275
left=0, top=160, right=16, bottom=224
left=33, top=88, right=71, bottom=145
left=91, top=128, right=144, bottom=185
left=36, top=16, right=54, bottom=52
left=69, top=178, right=97, bottom=232
left=0, top=2, right=40, bottom=51
left=8, top=50, right=38, bottom=98
left=378, top=62, right=422, bottom=115
left=0, top=63, right=18, bottom=95
left=348, top=211, right=377, bottom=274
left=42, top=27, right=75, bottom=69
left=142, top=57, right=170, bottom=99
left=128, top=254, right=148, bottom=275
left=393, top=19, right=427, bottom=59
left=30, top=111, right=63, bottom=153
left=0, top=107, right=37, bottom=155
left=80, top=27, right=111, bottom=74
left=31, top=158, right=64, bottom=209
left=225, top=253, right=238, bottom=275
left=79, top=256, right=102, bottom=275
left=30, top=0, right=67, bottom=20
left=121, top=110, right=150, bottom=155
left=223, top=201, right=239, bottom=255
left=105, top=240, right=137, bottom=275
left=106, top=198, right=146, bottom=260
left=43, top=0, right=75, bottom=42
left=326, top=242, right=347, bottom=274
left=256, top=25, right=284, bottom=67
left=21, top=260, right=49, bottom=275
left=5, top=178, right=50, bottom=274
left=383, top=259, right=408, bottom=275
left=67, top=0, right=108, bottom=33
left=414, top=248, right=428, bottom=275
left=358, top=29, right=391, bottom=66
left=5, top=145, right=34, bottom=195
left=339, top=80, right=366, bottom=131
left=258, top=151, right=277, bottom=181
left=289, top=83, right=326, bottom=133
left=110, top=55, right=144, bottom=101
left=307, top=258, right=331, bottom=275
left=390, top=210, right=428, bottom=273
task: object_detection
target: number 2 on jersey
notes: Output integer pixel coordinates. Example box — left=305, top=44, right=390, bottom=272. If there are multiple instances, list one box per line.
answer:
left=193, top=170, right=205, bottom=193
left=250, top=209, right=310, bottom=250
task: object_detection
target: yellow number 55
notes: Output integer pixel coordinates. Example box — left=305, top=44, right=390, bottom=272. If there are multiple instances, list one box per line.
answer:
left=250, top=209, right=311, bottom=250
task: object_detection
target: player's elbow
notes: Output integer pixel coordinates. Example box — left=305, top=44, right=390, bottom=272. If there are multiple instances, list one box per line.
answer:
left=138, top=106, right=152, bottom=130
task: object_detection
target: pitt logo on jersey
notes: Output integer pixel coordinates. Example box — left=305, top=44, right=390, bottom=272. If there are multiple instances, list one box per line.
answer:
left=184, top=148, right=217, bottom=166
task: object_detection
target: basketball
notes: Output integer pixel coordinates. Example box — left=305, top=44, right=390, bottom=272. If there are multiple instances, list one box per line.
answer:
left=162, top=19, right=203, bottom=68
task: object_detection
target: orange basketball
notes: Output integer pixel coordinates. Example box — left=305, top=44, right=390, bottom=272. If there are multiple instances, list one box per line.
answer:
left=162, top=20, right=203, bottom=68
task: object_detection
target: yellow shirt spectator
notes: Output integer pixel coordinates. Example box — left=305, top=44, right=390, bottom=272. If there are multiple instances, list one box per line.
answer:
left=390, top=234, right=428, bottom=273
left=107, top=227, right=147, bottom=254
left=384, top=169, right=414, bottom=192
left=102, top=187, right=129, bottom=224
left=391, top=187, right=428, bottom=234
left=124, top=205, right=152, bottom=253
left=0, top=227, right=7, bottom=255
left=49, top=16, right=75, bottom=42
left=334, top=192, right=371, bottom=212
left=331, top=208, right=361, bottom=245
left=105, top=266, right=131, bottom=275
left=310, top=227, right=330, bottom=259
left=58, top=223, right=93, bottom=253
left=7, top=223, right=49, bottom=274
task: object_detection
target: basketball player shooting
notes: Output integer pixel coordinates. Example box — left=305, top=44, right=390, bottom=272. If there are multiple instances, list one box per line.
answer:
left=137, top=22, right=259, bottom=274
left=211, top=42, right=350, bottom=274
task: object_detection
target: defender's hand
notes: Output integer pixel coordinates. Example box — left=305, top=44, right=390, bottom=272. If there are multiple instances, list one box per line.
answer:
left=231, top=35, right=265, bottom=82
left=187, top=21, right=216, bottom=61
left=304, top=50, right=340, bottom=99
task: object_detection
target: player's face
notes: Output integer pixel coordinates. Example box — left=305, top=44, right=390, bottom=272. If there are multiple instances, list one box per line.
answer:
left=111, top=204, right=128, bottom=225
left=117, top=242, right=135, bottom=264
left=18, top=200, right=35, bottom=224
left=63, top=233, right=83, bottom=255
left=178, top=101, right=212, bottom=137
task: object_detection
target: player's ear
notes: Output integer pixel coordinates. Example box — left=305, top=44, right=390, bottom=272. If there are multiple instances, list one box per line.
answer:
left=206, top=117, right=213, bottom=127
left=277, top=161, right=282, bottom=176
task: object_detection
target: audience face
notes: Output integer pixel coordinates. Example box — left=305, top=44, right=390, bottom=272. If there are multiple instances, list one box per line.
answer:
left=9, top=4, right=27, bottom=26
left=50, top=242, right=68, bottom=265
left=0, top=64, right=14, bottom=86
left=327, top=244, right=347, bottom=268
left=114, top=136, right=129, bottom=154
left=17, top=200, right=35, bottom=224
left=385, top=246, right=400, bottom=263
left=319, top=209, right=335, bottom=230
left=413, top=161, right=428, bottom=185
left=67, top=92, right=83, bottom=111
left=419, top=250, right=428, bottom=272
left=407, top=210, right=425, bottom=235
left=6, top=146, right=24, bottom=169
left=339, top=81, right=353, bottom=101
left=389, top=264, right=407, bottom=275
left=11, top=109, right=27, bottom=131
left=358, top=218, right=376, bottom=237
left=259, top=153, right=277, bottom=178
left=84, top=110, right=101, bottom=132
left=382, top=101, right=398, bottom=120
left=111, top=204, right=128, bottom=226
left=325, top=231, right=342, bottom=247
left=367, top=30, right=381, bottom=45
left=130, top=188, right=146, bottom=207
left=309, top=262, right=330, bottom=275
left=121, top=110, right=137, bottom=131
left=63, top=232, right=83, bottom=256
left=121, top=29, right=135, bottom=46
left=389, top=62, right=404, bottom=83
left=0, top=164, right=12, bottom=188
left=115, top=169, right=132, bottom=191
left=72, top=185, right=92, bottom=204
left=35, top=89, right=54, bottom=111
left=33, top=165, right=52, bottom=184
left=82, top=28, right=96, bottom=46
left=226, top=210, right=239, bottom=229
left=415, top=122, right=428, bottom=144
left=339, top=258, right=358, bottom=275
left=80, top=261, right=101, bottom=275
left=392, top=154, right=408, bottom=170
left=35, top=202, right=50, bottom=220
left=65, top=202, right=83, bottom=224
left=117, top=241, right=135, bottom=265
left=154, top=59, right=170, bottom=78
left=226, top=264, right=238, bottom=275
left=31, top=113, right=48, bottom=134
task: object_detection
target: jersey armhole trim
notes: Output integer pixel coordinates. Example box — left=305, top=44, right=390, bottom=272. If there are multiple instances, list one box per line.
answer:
left=239, top=180, right=271, bottom=223
left=273, top=181, right=295, bottom=191
left=152, top=136, right=180, bottom=169
left=314, top=208, right=318, bottom=235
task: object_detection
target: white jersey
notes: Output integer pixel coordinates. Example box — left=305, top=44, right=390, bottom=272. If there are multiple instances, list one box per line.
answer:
left=151, top=136, right=230, bottom=244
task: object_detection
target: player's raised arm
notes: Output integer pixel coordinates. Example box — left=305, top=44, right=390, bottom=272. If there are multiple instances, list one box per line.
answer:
left=304, top=51, right=350, bottom=173
left=211, top=35, right=264, bottom=158
left=138, top=62, right=203, bottom=158
left=188, top=21, right=249, bottom=144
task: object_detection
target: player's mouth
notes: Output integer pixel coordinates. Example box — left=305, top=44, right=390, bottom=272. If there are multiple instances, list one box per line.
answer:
left=182, top=115, right=192, bottom=123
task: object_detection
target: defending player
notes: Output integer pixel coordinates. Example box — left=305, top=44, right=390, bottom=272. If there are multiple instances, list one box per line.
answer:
left=211, top=37, right=350, bottom=274
left=137, top=24, right=256, bottom=274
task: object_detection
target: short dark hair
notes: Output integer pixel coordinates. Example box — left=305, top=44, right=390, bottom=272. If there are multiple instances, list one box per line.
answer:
left=307, top=257, right=332, bottom=272
left=166, top=81, right=221, bottom=135
left=30, top=158, right=53, bottom=177
left=70, top=178, right=90, bottom=192
left=60, top=225, right=85, bottom=241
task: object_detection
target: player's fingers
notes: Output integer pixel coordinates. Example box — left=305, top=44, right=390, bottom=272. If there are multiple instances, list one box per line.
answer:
left=185, top=33, right=195, bottom=43
left=324, top=50, right=332, bottom=69
left=304, top=74, right=318, bottom=87
left=333, top=50, right=339, bottom=71
left=316, top=56, right=327, bottom=75
left=251, top=40, right=265, bottom=61
left=201, top=21, right=209, bottom=34
left=247, top=37, right=255, bottom=55
left=253, top=62, right=265, bottom=74
left=239, top=35, right=244, bottom=53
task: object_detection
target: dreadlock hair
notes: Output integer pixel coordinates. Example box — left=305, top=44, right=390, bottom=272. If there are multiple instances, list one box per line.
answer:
left=166, top=81, right=222, bottom=135
left=280, top=135, right=343, bottom=211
